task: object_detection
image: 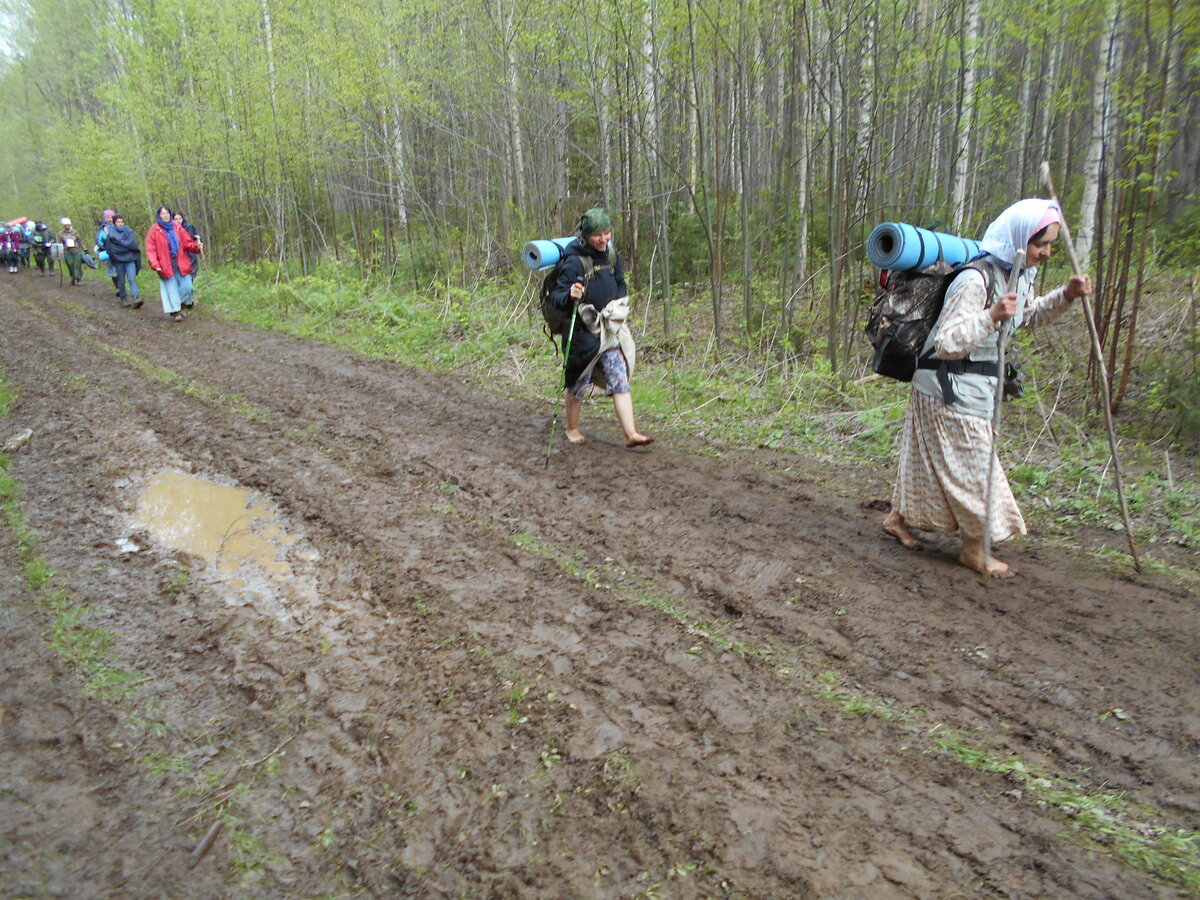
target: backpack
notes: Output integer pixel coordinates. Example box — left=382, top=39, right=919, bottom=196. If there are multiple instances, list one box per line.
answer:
left=865, top=259, right=993, bottom=382
left=539, top=244, right=617, bottom=348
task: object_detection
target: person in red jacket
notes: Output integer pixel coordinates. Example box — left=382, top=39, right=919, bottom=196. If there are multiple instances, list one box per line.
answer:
left=145, top=205, right=203, bottom=322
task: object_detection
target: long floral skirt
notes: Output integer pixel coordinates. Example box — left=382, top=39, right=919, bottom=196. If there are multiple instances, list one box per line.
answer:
left=891, top=391, right=1026, bottom=542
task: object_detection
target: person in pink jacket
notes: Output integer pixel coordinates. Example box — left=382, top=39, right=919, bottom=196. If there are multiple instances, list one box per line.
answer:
left=0, top=226, right=19, bottom=274
left=144, top=205, right=202, bottom=322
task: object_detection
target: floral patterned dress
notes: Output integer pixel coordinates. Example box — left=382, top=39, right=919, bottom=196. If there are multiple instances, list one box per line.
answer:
left=891, top=266, right=1070, bottom=542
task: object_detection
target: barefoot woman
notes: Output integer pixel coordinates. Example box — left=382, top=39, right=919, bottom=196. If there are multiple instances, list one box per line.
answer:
left=551, top=208, right=652, bottom=448
left=883, top=198, right=1091, bottom=575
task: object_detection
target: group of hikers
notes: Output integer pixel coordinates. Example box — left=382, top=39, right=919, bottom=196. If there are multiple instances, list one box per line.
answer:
left=552, top=199, right=1090, bottom=578
left=7, top=192, right=1089, bottom=578
left=0, top=220, right=54, bottom=274
left=2, top=206, right=204, bottom=322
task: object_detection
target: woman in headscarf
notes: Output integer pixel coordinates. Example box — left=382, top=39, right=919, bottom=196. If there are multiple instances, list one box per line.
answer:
left=882, top=198, right=1091, bottom=576
left=145, top=205, right=202, bottom=322
left=549, top=207, right=652, bottom=448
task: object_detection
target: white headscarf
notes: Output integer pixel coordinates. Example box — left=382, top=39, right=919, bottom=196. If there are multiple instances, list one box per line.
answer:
left=978, top=198, right=1061, bottom=267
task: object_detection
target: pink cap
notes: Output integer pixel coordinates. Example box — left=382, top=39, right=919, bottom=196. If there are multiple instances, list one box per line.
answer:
left=1035, top=205, right=1061, bottom=234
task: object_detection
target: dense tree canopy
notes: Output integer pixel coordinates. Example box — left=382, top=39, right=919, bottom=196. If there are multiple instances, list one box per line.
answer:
left=0, top=0, right=1195, bottom=351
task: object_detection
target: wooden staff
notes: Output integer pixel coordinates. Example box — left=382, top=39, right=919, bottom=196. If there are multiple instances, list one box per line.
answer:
left=1040, top=162, right=1142, bottom=571
left=983, top=250, right=1025, bottom=576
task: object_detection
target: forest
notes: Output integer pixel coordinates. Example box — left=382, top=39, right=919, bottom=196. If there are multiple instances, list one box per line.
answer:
left=0, top=0, right=1197, bottom=482
left=1, top=0, right=1196, bottom=340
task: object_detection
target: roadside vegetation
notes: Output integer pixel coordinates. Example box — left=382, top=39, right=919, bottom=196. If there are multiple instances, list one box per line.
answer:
left=203, top=257, right=1200, bottom=585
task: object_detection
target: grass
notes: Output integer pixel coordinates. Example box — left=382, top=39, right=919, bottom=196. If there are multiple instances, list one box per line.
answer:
left=929, top=727, right=1200, bottom=889
left=202, top=259, right=1199, bottom=585
left=0, top=380, right=14, bottom=417
left=0, top=378, right=145, bottom=700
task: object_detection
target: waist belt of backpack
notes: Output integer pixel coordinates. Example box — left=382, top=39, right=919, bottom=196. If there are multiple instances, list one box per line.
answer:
left=917, top=356, right=998, bottom=405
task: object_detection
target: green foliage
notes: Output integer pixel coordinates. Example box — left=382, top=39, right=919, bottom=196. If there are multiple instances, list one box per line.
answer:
left=1140, top=345, right=1200, bottom=442
left=0, top=380, right=14, bottom=418
left=1156, top=198, right=1200, bottom=267
left=666, top=207, right=714, bottom=281
left=207, top=261, right=532, bottom=377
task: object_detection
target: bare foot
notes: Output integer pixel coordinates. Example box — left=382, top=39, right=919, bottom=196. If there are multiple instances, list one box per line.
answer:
left=958, top=548, right=1013, bottom=577
left=565, top=429, right=586, bottom=445
left=625, top=434, right=654, bottom=448
left=882, top=511, right=920, bottom=549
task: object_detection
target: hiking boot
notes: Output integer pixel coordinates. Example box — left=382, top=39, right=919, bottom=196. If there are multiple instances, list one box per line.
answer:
left=133, top=299, right=143, bottom=309
left=172, top=313, right=183, bottom=322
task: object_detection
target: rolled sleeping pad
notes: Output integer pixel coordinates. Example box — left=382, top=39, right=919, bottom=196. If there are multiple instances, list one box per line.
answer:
left=867, top=222, right=982, bottom=271
left=522, top=236, right=576, bottom=270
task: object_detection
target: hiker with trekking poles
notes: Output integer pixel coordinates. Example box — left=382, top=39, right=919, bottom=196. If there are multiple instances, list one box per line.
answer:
left=882, top=198, right=1091, bottom=577
left=548, top=208, right=652, bottom=450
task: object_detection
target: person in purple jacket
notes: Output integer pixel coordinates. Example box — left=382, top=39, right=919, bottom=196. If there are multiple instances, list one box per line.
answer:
left=0, top=226, right=20, bottom=274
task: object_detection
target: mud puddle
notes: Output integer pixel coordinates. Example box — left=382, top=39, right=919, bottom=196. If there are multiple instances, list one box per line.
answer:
left=131, top=470, right=317, bottom=623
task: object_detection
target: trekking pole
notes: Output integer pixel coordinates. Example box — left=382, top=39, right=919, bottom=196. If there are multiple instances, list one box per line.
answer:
left=983, top=250, right=1025, bottom=578
left=1040, top=161, right=1142, bottom=571
left=544, top=292, right=580, bottom=467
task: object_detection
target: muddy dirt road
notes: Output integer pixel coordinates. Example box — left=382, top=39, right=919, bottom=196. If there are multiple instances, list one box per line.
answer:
left=1, top=275, right=1196, bottom=899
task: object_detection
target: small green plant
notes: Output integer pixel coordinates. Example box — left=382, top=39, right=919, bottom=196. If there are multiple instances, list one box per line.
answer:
left=602, top=749, right=640, bottom=800
left=0, top=381, right=14, bottom=417
left=164, top=568, right=190, bottom=598
left=225, top=821, right=277, bottom=876
left=145, top=752, right=193, bottom=776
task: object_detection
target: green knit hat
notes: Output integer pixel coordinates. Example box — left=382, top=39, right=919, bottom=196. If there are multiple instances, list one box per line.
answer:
left=579, top=207, right=612, bottom=238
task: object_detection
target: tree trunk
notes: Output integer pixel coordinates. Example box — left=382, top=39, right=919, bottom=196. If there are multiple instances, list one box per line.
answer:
left=951, top=0, right=980, bottom=232
left=1076, top=0, right=1120, bottom=269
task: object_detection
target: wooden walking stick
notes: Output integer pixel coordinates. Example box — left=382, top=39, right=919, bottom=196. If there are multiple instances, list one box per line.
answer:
left=982, top=250, right=1025, bottom=577
left=1040, top=161, right=1142, bottom=571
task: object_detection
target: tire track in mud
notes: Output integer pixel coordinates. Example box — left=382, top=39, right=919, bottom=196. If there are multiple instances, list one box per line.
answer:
left=0, top=283, right=1193, bottom=898
left=32, top=291, right=1197, bottom=808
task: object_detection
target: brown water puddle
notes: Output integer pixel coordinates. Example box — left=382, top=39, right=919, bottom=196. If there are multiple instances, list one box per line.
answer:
left=134, top=471, right=296, bottom=575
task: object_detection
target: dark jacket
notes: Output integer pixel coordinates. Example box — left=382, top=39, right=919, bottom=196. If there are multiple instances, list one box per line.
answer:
left=178, top=218, right=200, bottom=273
left=105, top=224, right=141, bottom=268
left=550, top=238, right=627, bottom=390
left=32, top=224, right=55, bottom=256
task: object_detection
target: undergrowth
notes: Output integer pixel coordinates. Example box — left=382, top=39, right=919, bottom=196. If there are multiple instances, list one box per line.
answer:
left=203, top=259, right=1199, bottom=583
